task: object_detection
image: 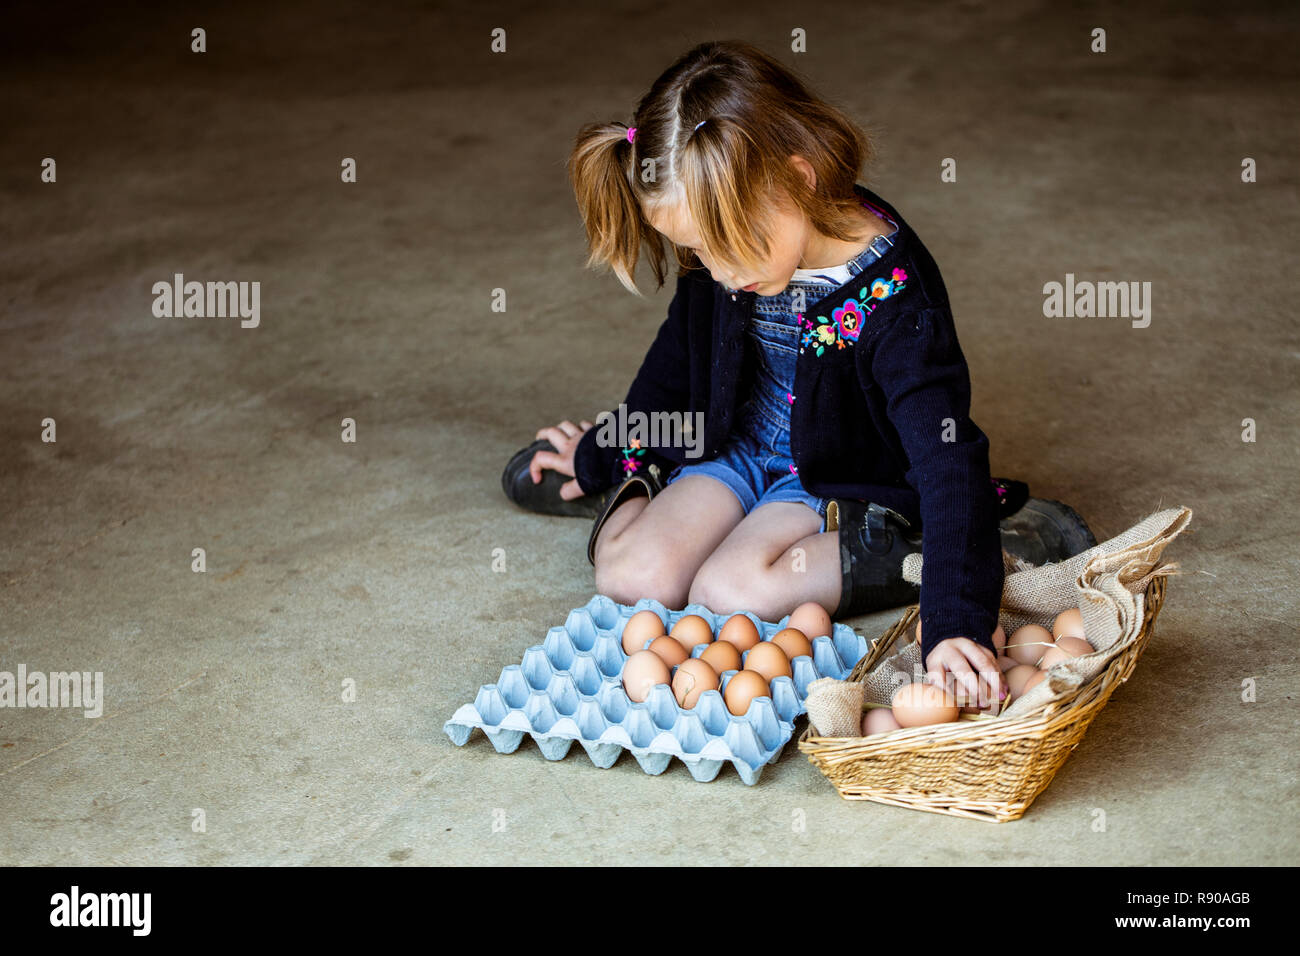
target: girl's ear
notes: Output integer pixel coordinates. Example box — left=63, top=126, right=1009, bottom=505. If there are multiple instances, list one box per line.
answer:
left=788, top=154, right=817, bottom=192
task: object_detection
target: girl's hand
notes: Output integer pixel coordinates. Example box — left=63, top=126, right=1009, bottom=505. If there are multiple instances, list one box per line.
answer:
left=924, top=636, right=1007, bottom=711
left=529, top=419, right=594, bottom=500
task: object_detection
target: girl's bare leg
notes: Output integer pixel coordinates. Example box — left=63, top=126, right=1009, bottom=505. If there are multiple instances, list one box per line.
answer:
left=687, top=502, right=841, bottom=622
left=592, top=475, right=745, bottom=610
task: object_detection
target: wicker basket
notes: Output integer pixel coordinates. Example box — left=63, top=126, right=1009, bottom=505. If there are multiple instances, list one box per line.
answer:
left=797, top=574, right=1167, bottom=822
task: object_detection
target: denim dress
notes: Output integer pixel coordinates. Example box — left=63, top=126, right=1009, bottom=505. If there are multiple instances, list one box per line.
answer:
left=665, top=223, right=900, bottom=533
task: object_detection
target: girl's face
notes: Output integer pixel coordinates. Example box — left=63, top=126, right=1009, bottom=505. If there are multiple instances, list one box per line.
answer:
left=644, top=188, right=813, bottom=296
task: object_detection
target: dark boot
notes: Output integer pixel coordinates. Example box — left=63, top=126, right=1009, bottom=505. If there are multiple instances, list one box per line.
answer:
left=587, top=462, right=667, bottom=566
left=984, top=476, right=1097, bottom=565
left=998, top=497, right=1097, bottom=567
left=830, top=500, right=923, bottom=618
left=501, top=438, right=610, bottom=519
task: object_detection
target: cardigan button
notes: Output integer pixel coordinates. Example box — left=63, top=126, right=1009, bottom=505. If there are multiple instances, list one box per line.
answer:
left=730, top=293, right=737, bottom=301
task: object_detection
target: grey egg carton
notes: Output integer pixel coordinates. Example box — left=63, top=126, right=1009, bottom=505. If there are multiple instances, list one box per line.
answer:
left=443, top=594, right=869, bottom=785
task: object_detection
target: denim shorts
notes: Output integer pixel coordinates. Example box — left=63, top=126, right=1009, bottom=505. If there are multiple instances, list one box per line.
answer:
left=665, top=418, right=833, bottom=532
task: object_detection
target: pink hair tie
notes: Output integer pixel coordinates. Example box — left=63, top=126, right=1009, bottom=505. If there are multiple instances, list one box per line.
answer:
left=626, top=127, right=637, bottom=143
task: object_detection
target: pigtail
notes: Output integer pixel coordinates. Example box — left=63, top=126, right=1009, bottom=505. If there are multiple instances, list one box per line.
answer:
left=568, top=122, right=665, bottom=296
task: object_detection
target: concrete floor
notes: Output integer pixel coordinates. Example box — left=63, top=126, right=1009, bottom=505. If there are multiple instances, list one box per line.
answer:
left=1, top=0, right=1296, bottom=865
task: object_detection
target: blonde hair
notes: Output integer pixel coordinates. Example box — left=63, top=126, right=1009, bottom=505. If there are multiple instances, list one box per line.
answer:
left=567, top=40, right=877, bottom=296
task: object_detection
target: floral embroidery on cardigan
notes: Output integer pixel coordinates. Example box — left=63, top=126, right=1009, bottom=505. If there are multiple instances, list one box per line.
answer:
left=620, top=439, right=645, bottom=475
left=799, top=267, right=909, bottom=356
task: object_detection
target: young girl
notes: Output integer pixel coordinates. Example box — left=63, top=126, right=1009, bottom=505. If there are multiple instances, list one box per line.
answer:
left=508, top=41, right=1096, bottom=712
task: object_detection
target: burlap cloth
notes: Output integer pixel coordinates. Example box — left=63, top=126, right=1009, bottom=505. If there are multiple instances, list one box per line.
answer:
left=806, top=505, right=1193, bottom=735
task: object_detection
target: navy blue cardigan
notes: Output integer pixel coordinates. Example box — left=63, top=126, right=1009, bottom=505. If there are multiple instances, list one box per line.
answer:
left=574, top=184, right=1004, bottom=663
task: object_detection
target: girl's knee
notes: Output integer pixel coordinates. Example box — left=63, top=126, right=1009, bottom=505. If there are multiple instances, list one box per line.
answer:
left=689, top=557, right=764, bottom=616
left=595, top=543, right=689, bottom=610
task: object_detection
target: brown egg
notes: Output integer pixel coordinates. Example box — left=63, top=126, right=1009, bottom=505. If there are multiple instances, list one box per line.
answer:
left=787, top=601, right=832, bottom=640
left=1037, top=646, right=1066, bottom=669
left=622, top=650, right=670, bottom=703
left=992, top=624, right=1007, bottom=653
left=891, top=682, right=960, bottom=728
left=1039, top=635, right=1093, bottom=669
left=672, top=658, right=719, bottom=709
left=723, top=670, right=770, bottom=717
left=1057, top=635, right=1094, bottom=656
left=743, top=641, right=792, bottom=682
left=647, top=635, right=687, bottom=668
left=861, top=707, right=902, bottom=736
left=699, top=640, right=742, bottom=675
left=1022, top=670, right=1048, bottom=694
left=621, top=610, right=665, bottom=656
left=1052, top=608, right=1086, bottom=642
left=718, top=613, right=760, bottom=652
left=1004, top=663, right=1040, bottom=700
left=1006, top=624, right=1054, bottom=666
left=997, top=654, right=1019, bottom=673
left=771, top=627, right=813, bottom=661
left=670, top=614, right=714, bottom=654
